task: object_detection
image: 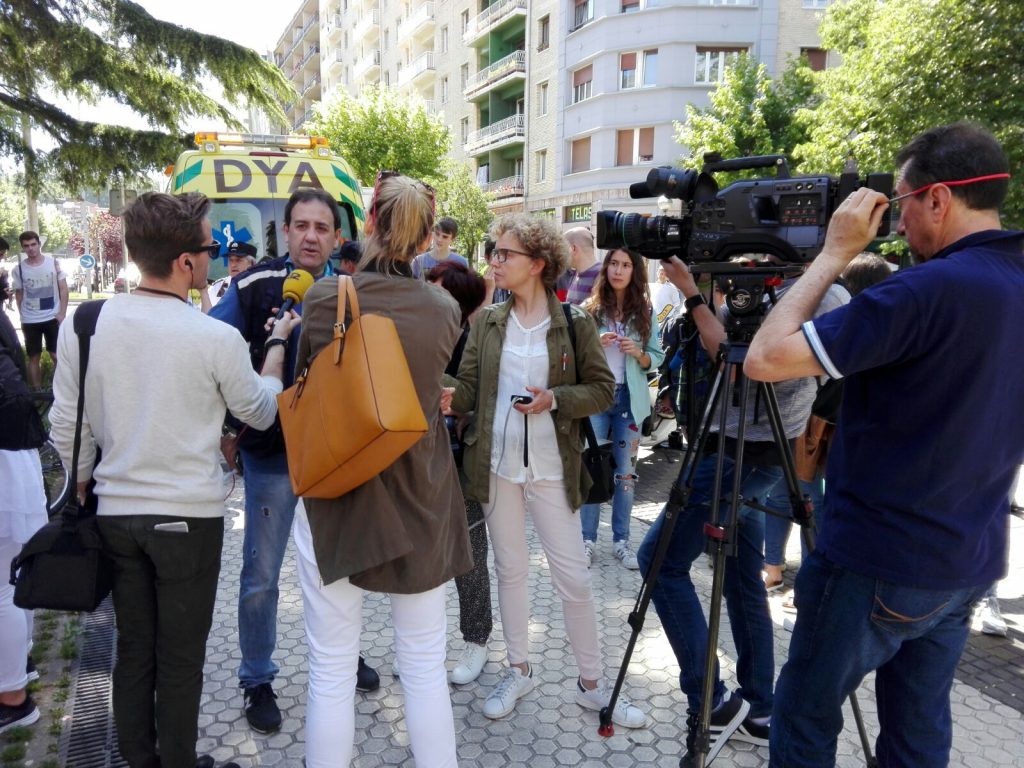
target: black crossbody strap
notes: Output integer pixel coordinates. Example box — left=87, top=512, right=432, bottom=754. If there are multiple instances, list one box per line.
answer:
left=561, top=303, right=601, bottom=452
left=64, top=300, right=105, bottom=523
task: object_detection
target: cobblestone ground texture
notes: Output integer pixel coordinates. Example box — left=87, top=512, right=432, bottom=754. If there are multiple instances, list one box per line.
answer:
left=184, top=446, right=1024, bottom=768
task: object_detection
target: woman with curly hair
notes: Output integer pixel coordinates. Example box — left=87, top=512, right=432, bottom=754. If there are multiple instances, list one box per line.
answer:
left=580, top=248, right=664, bottom=569
left=444, top=213, right=647, bottom=728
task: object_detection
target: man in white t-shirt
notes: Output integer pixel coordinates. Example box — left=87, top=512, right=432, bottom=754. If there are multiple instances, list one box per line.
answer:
left=11, top=231, right=68, bottom=387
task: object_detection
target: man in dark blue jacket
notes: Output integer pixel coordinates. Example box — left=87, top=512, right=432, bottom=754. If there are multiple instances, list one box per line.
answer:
left=746, top=122, right=1023, bottom=768
left=210, top=188, right=378, bottom=734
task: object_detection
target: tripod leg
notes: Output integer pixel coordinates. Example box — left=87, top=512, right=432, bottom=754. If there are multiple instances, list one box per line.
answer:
left=597, top=357, right=730, bottom=735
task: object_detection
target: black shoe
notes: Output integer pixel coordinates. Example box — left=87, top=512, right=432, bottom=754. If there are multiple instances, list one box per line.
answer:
left=679, top=694, right=751, bottom=766
left=732, top=714, right=770, bottom=747
left=0, top=694, right=40, bottom=735
left=356, top=656, right=380, bottom=693
left=26, top=657, right=39, bottom=683
left=195, top=757, right=214, bottom=768
left=243, top=683, right=281, bottom=733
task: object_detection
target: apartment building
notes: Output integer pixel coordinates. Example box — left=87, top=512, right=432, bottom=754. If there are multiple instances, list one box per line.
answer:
left=274, top=0, right=322, bottom=133
left=283, top=0, right=832, bottom=230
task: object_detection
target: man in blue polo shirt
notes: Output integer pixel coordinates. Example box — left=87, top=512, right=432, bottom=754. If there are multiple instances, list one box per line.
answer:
left=210, top=188, right=378, bottom=734
left=746, top=122, right=1023, bottom=767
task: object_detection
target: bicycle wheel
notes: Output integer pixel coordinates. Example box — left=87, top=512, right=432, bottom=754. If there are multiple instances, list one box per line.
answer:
left=39, top=438, right=71, bottom=518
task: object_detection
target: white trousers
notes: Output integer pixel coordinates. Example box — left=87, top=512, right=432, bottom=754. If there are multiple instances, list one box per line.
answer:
left=0, top=537, right=32, bottom=692
left=294, top=505, right=457, bottom=768
left=483, top=474, right=602, bottom=680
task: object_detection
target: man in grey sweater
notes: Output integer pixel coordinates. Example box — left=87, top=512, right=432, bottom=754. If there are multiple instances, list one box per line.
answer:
left=49, top=192, right=299, bottom=768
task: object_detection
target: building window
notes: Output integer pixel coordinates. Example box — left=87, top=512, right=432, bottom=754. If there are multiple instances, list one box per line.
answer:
left=620, top=49, right=658, bottom=89
left=803, top=0, right=832, bottom=7
left=460, top=10, right=469, bottom=34
left=538, top=82, right=549, bottom=115
left=800, top=47, right=828, bottom=71
left=460, top=63, right=469, bottom=91
left=460, top=117, right=469, bottom=144
left=616, top=127, right=655, bottom=166
left=384, top=70, right=390, bottom=86
left=572, top=65, right=593, bottom=104
left=536, top=150, right=547, bottom=182
left=622, top=0, right=640, bottom=11
left=643, top=49, right=658, bottom=85
left=538, top=15, right=550, bottom=50
left=695, top=46, right=745, bottom=84
left=571, top=0, right=594, bottom=32
left=440, top=26, right=449, bottom=53
left=570, top=137, right=591, bottom=173
left=441, top=76, right=449, bottom=103
left=383, top=29, right=389, bottom=51
left=701, top=0, right=754, bottom=4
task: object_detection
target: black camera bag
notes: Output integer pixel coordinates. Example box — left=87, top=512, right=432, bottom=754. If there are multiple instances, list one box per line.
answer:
left=10, top=300, right=112, bottom=611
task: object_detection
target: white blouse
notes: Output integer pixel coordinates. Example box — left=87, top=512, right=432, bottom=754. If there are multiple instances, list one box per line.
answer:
left=491, top=310, right=563, bottom=483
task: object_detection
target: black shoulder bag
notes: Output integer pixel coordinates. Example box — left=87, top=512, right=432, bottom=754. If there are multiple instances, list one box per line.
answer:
left=562, top=304, right=615, bottom=505
left=10, top=300, right=113, bottom=611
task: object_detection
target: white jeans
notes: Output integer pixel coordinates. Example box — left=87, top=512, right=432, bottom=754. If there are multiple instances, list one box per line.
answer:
left=0, top=537, right=32, bottom=692
left=294, top=505, right=457, bottom=768
left=483, top=474, right=602, bottom=680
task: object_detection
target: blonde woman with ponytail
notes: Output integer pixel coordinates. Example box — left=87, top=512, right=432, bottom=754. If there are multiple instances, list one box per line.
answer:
left=294, top=172, right=473, bottom=768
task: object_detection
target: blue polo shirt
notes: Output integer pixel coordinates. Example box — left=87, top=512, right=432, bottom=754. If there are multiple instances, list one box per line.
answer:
left=802, top=230, right=1024, bottom=589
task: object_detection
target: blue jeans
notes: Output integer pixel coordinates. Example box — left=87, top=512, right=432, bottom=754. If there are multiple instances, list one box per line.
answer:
left=770, top=550, right=987, bottom=768
left=238, top=451, right=297, bottom=688
left=763, top=473, right=825, bottom=567
left=637, top=452, right=781, bottom=718
left=580, top=384, right=639, bottom=544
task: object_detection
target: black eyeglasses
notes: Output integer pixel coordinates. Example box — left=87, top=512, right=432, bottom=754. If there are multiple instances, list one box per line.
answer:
left=192, top=243, right=221, bottom=259
left=490, top=247, right=533, bottom=263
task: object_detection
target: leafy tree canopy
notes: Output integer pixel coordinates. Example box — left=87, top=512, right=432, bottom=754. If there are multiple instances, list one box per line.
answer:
left=311, top=85, right=452, bottom=186
left=1, top=0, right=295, bottom=193
left=794, top=0, right=1024, bottom=225
left=38, top=206, right=72, bottom=252
left=675, top=53, right=817, bottom=183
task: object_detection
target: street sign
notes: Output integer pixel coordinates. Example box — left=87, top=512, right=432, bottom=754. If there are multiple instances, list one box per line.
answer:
left=80, top=254, right=96, bottom=269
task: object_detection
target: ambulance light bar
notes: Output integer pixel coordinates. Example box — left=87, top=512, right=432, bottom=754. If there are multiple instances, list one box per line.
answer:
left=194, top=132, right=331, bottom=156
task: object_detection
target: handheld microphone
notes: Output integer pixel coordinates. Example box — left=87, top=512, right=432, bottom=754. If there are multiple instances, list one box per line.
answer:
left=274, top=269, right=315, bottom=323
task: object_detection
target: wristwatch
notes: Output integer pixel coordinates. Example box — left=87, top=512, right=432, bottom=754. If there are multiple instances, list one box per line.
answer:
left=684, top=294, right=707, bottom=312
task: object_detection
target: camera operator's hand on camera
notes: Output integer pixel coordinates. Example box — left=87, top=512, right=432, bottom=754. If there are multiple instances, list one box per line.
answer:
left=823, top=188, right=890, bottom=266
left=663, top=257, right=698, bottom=297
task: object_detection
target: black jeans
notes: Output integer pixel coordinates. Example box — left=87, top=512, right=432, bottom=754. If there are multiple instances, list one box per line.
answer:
left=97, top=515, right=224, bottom=768
left=455, top=499, right=492, bottom=646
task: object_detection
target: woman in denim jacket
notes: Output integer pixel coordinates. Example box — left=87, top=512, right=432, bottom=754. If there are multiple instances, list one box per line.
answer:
left=579, top=248, right=664, bottom=569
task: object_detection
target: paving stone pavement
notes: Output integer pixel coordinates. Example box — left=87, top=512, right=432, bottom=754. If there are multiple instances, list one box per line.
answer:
left=182, top=446, right=1024, bottom=767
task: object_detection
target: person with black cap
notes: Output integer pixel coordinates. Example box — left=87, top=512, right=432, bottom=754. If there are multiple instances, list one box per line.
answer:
left=202, top=241, right=258, bottom=311
left=335, top=239, right=361, bottom=275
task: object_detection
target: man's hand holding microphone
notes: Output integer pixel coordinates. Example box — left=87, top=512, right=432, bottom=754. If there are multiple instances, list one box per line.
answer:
left=258, top=269, right=315, bottom=379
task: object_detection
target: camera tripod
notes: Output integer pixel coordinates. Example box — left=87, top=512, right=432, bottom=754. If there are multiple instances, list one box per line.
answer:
left=598, top=266, right=877, bottom=768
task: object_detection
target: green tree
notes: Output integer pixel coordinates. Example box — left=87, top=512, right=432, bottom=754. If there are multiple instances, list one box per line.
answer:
left=675, top=53, right=818, bottom=180
left=1, top=1, right=294, bottom=193
left=311, top=86, right=452, bottom=186
left=794, top=0, right=1024, bottom=225
left=433, top=160, right=492, bottom=262
left=0, top=175, right=26, bottom=246
left=39, top=206, right=72, bottom=253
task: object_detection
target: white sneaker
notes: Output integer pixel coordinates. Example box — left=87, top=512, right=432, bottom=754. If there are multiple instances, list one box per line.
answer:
left=449, top=643, right=488, bottom=685
left=575, top=678, right=647, bottom=728
left=980, top=595, right=1008, bottom=637
left=583, top=539, right=596, bottom=568
left=483, top=666, right=534, bottom=719
left=614, top=541, right=639, bottom=570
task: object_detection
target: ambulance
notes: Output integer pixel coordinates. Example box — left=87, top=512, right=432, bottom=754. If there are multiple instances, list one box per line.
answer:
left=167, top=132, right=365, bottom=279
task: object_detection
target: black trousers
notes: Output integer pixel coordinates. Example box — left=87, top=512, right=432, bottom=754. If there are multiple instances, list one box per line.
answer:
left=97, top=515, right=224, bottom=768
left=455, top=500, right=493, bottom=646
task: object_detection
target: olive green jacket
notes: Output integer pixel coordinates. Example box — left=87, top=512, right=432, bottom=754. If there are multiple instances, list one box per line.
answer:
left=450, top=292, right=614, bottom=509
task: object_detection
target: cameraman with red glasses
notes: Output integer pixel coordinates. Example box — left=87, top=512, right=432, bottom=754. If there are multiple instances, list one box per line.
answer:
left=747, top=122, right=1022, bottom=767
